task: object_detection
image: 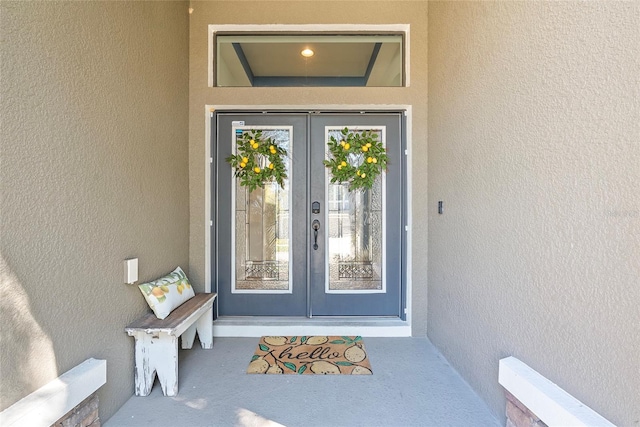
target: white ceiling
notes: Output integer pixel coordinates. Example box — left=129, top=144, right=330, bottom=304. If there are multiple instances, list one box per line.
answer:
left=241, top=42, right=376, bottom=77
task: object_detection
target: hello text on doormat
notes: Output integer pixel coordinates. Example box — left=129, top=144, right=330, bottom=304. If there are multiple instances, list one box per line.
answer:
left=247, top=336, right=372, bottom=375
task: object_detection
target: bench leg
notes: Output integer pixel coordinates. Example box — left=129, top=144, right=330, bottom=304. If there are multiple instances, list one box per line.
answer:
left=133, top=334, right=155, bottom=396
left=196, top=306, right=214, bottom=349
left=155, top=334, right=179, bottom=397
left=181, top=324, right=197, bottom=349
left=133, top=333, right=179, bottom=397
left=180, top=306, right=213, bottom=350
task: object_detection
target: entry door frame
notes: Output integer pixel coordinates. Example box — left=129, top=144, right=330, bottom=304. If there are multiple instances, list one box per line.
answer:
left=204, top=105, right=413, bottom=329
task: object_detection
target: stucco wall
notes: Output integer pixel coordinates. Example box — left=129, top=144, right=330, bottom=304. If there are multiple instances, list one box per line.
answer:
left=1, top=1, right=189, bottom=421
left=427, top=2, right=639, bottom=425
left=188, top=1, right=429, bottom=335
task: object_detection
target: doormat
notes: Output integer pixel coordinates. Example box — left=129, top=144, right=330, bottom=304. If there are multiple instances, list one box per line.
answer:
left=247, top=336, right=372, bottom=375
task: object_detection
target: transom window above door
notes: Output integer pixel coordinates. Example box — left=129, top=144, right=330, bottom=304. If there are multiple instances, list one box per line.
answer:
left=209, top=25, right=409, bottom=87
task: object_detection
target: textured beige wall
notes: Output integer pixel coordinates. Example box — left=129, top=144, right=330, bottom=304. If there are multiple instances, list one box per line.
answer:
left=188, top=1, right=429, bottom=334
left=1, top=1, right=189, bottom=421
left=427, top=2, right=639, bottom=425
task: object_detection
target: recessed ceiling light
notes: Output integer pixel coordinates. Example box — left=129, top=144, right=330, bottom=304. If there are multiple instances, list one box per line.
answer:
left=301, top=48, right=314, bottom=58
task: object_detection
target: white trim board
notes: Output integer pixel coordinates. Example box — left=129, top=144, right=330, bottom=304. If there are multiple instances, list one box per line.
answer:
left=213, top=317, right=411, bottom=337
left=205, top=105, right=413, bottom=330
left=0, top=358, right=107, bottom=427
left=498, top=357, right=614, bottom=427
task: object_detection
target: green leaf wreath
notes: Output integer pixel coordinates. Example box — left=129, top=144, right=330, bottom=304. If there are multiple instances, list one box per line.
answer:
left=226, top=130, right=288, bottom=192
left=324, top=128, right=389, bottom=191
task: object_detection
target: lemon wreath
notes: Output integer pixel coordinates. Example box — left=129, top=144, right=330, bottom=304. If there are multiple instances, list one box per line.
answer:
left=226, top=130, right=288, bottom=192
left=324, top=128, right=389, bottom=191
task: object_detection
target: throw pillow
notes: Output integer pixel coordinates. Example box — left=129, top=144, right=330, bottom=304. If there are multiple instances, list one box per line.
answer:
left=138, top=266, right=195, bottom=319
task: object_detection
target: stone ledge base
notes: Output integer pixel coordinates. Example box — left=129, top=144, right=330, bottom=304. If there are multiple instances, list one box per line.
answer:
left=51, top=393, right=99, bottom=427
left=505, top=391, right=548, bottom=427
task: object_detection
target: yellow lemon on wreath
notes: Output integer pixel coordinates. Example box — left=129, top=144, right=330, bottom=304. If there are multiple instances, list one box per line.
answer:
left=254, top=167, right=261, bottom=173
left=367, top=157, right=373, bottom=163
left=341, top=161, right=347, bottom=167
left=242, top=157, right=248, bottom=163
left=240, top=162, right=246, bottom=168
left=269, top=163, right=274, bottom=169
left=338, top=165, right=343, bottom=170
left=344, top=143, right=350, bottom=150
left=250, top=139, right=255, bottom=145
left=366, top=143, right=372, bottom=148
left=340, top=140, right=346, bottom=146
left=356, top=170, right=361, bottom=176
left=269, top=145, right=275, bottom=150
left=372, top=158, right=377, bottom=163
left=361, top=173, right=366, bottom=178
left=362, top=146, right=369, bottom=152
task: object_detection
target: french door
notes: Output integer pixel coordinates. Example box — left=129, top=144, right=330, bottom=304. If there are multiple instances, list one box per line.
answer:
left=213, top=112, right=404, bottom=317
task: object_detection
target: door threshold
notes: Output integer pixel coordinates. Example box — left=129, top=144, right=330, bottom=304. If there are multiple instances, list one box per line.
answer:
left=213, top=316, right=411, bottom=337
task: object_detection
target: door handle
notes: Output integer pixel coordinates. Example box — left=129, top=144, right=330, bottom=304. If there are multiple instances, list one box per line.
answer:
left=312, top=219, right=320, bottom=250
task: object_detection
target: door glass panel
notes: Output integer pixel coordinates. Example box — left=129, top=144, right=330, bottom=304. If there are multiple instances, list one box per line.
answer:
left=233, top=127, right=292, bottom=292
left=325, top=127, right=385, bottom=293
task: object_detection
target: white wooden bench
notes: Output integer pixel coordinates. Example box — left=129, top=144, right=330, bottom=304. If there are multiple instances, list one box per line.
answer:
left=125, top=293, right=217, bottom=397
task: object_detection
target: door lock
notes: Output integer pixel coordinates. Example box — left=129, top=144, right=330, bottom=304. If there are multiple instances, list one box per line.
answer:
left=312, top=219, right=320, bottom=250
left=312, top=201, right=321, bottom=214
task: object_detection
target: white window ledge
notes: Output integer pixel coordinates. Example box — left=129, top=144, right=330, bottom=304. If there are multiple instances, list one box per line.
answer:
left=499, top=356, right=614, bottom=427
left=0, top=358, right=107, bottom=427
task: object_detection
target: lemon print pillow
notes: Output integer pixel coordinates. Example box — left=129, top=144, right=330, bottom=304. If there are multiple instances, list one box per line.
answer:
left=138, top=266, right=195, bottom=319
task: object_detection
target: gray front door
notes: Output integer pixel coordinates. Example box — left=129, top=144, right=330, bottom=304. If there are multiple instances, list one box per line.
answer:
left=214, top=112, right=404, bottom=317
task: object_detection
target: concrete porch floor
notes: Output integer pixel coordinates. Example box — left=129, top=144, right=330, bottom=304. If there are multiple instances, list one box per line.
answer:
left=106, top=337, right=500, bottom=427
